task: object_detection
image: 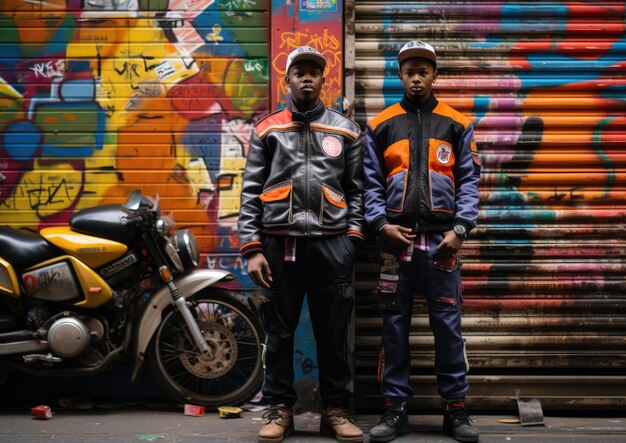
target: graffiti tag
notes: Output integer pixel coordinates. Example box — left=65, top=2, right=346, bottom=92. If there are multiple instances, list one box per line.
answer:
left=29, top=60, right=66, bottom=79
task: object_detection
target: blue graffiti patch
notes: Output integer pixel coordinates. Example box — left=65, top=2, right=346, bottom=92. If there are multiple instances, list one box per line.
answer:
left=2, top=121, right=42, bottom=160
left=473, top=96, right=490, bottom=125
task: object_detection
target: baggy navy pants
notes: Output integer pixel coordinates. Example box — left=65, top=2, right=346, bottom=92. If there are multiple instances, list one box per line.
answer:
left=259, top=235, right=355, bottom=408
left=376, top=233, right=469, bottom=400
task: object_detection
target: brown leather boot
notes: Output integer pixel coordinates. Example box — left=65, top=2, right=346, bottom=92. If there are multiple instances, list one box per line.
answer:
left=258, top=405, right=294, bottom=443
left=320, top=406, right=364, bottom=442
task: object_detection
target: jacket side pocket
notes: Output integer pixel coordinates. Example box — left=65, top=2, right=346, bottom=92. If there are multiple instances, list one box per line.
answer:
left=320, top=184, right=347, bottom=227
left=385, top=169, right=408, bottom=213
left=260, top=180, right=293, bottom=226
left=429, top=171, right=455, bottom=213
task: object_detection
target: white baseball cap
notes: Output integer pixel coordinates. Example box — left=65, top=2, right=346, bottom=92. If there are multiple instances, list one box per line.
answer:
left=285, top=46, right=327, bottom=73
left=397, top=40, right=437, bottom=68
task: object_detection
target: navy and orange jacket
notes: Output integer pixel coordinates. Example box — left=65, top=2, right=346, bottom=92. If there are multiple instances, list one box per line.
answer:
left=238, top=100, right=365, bottom=259
left=363, top=94, right=480, bottom=234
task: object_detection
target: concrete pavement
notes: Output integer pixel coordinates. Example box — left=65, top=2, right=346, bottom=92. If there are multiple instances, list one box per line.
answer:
left=1, top=370, right=624, bottom=442
left=1, top=404, right=625, bottom=442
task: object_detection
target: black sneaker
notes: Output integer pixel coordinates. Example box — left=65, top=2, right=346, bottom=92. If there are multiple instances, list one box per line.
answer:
left=369, top=399, right=410, bottom=442
left=443, top=399, right=479, bottom=442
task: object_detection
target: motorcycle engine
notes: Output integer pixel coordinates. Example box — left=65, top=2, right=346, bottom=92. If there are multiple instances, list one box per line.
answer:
left=47, top=315, right=104, bottom=358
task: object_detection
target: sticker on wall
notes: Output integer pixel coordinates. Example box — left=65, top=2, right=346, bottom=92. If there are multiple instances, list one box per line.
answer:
left=301, top=0, right=337, bottom=11
left=155, top=62, right=176, bottom=81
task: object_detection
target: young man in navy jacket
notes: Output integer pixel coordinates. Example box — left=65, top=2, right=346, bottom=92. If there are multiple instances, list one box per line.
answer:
left=363, top=41, right=481, bottom=443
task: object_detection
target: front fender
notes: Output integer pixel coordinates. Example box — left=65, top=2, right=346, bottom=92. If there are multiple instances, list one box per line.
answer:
left=131, top=269, right=233, bottom=381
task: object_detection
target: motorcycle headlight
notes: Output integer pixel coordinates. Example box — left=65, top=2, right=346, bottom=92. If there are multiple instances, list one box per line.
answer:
left=173, top=229, right=200, bottom=270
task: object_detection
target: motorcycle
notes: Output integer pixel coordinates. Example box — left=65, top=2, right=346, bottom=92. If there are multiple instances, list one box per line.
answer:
left=0, top=189, right=264, bottom=408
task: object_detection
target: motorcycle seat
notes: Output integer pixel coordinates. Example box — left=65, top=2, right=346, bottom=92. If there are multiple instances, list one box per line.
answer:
left=0, top=226, right=61, bottom=266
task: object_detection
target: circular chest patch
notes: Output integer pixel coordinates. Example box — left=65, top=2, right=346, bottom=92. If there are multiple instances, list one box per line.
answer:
left=322, top=136, right=342, bottom=157
left=436, top=144, right=452, bottom=164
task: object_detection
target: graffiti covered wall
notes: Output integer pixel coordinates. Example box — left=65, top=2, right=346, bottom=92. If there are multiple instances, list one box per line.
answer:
left=0, top=0, right=348, bottom=387
left=0, top=0, right=269, bottom=287
left=352, top=1, right=626, bottom=410
left=271, top=0, right=344, bottom=111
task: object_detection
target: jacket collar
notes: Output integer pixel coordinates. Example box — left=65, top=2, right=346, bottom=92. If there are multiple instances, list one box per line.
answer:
left=289, top=98, right=325, bottom=122
left=400, top=93, right=438, bottom=114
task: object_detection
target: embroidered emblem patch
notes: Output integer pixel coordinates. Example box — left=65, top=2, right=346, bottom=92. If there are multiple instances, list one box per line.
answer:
left=436, top=144, right=452, bottom=164
left=326, top=188, right=343, bottom=204
left=322, top=136, right=342, bottom=157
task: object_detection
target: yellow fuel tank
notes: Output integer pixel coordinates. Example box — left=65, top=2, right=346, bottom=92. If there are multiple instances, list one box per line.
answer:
left=40, top=227, right=128, bottom=269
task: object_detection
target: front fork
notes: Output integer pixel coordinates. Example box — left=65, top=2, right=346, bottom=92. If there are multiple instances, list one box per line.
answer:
left=158, top=265, right=213, bottom=358
left=141, top=225, right=212, bottom=358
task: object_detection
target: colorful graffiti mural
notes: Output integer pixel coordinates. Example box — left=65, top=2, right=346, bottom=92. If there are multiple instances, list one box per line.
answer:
left=0, top=0, right=344, bottom=383
left=0, top=0, right=269, bottom=287
left=355, top=0, right=626, bottom=309
left=352, top=1, right=626, bottom=409
left=271, top=0, right=344, bottom=111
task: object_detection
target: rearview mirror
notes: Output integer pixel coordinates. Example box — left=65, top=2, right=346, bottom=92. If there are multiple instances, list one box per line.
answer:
left=126, top=189, right=143, bottom=211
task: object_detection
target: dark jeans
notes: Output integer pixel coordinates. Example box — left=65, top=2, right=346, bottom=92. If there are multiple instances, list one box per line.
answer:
left=376, top=233, right=469, bottom=400
left=259, top=235, right=355, bottom=408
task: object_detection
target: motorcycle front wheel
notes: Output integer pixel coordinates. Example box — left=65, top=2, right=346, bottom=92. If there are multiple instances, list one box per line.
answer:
left=146, top=289, right=264, bottom=408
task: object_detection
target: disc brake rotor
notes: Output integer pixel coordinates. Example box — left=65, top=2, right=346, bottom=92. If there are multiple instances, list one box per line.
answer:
left=179, top=321, right=238, bottom=379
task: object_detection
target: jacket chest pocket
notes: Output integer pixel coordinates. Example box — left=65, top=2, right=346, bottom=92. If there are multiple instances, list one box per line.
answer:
left=260, top=180, right=293, bottom=226
left=319, top=184, right=347, bottom=227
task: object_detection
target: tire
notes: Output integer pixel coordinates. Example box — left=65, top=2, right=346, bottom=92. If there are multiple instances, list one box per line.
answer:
left=147, top=289, right=264, bottom=409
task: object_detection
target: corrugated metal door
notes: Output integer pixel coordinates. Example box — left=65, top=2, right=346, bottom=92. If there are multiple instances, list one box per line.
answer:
left=0, top=0, right=269, bottom=279
left=351, top=1, right=626, bottom=411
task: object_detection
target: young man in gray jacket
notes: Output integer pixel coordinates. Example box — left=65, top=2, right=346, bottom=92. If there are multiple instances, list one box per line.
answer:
left=238, top=46, right=365, bottom=443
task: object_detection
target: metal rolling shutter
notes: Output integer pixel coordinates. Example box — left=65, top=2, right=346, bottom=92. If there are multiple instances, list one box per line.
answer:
left=351, top=1, right=626, bottom=411
left=0, top=0, right=269, bottom=274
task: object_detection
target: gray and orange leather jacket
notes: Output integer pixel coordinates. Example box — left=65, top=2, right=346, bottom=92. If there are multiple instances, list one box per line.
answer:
left=238, top=100, right=365, bottom=259
left=363, top=94, right=480, bottom=234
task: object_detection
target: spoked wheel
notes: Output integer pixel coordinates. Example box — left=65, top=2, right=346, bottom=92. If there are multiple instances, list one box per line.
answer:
left=147, top=290, right=264, bottom=408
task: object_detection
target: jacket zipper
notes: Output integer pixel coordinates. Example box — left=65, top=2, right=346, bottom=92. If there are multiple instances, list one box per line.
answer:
left=414, top=109, right=421, bottom=233
left=304, top=119, right=310, bottom=235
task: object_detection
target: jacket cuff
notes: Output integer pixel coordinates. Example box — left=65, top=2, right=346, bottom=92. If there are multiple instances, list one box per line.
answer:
left=347, top=229, right=365, bottom=248
left=371, top=216, right=390, bottom=234
left=240, top=241, right=263, bottom=259
left=346, top=229, right=365, bottom=240
left=348, top=232, right=365, bottom=250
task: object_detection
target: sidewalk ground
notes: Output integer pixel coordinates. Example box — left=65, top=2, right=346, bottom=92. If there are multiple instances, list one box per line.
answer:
left=1, top=405, right=625, bottom=442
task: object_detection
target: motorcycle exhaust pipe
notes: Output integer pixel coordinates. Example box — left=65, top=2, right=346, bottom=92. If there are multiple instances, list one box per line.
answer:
left=0, top=330, right=38, bottom=343
left=0, top=340, right=49, bottom=356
